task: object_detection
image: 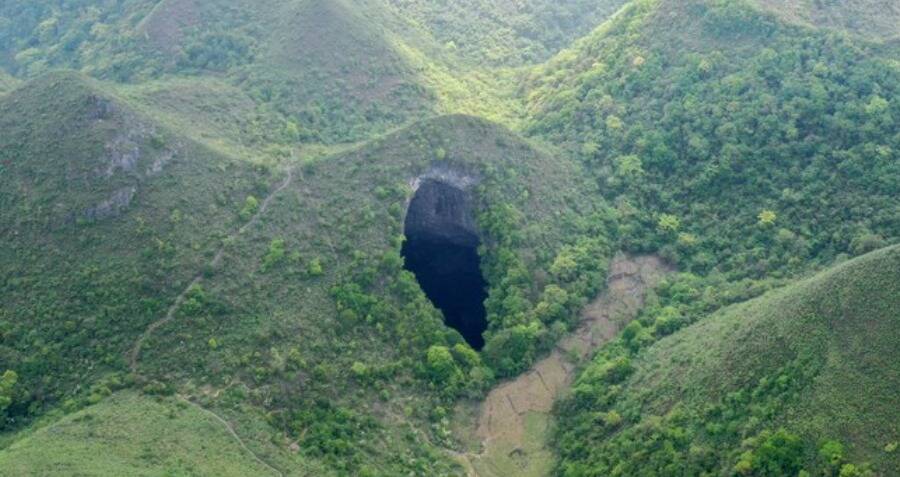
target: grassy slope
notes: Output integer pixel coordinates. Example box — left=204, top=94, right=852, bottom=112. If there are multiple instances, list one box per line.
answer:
left=0, top=392, right=288, bottom=476
left=557, top=245, right=900, bottom=475
left=752, top=0, right=900, bottom=41
left=128, top=0, right=528, bottom=143
left=1, top=0, right=436, bottom=143
left=0, top=71, right=272, bottom=427
left=115, top=76, right=307, bottom=164
left=0, top=71, right=17, bottom=95
left=639, top=244, right=900, bottom=466
left=243, top=0, right=436, bottom=142
left=144, top=0, right=528, bottom=140
left=523, top=1, right=900, bottom=473
left=0, top=0, right=531, bottom=146
left=378, top=0, right=630, bottom=66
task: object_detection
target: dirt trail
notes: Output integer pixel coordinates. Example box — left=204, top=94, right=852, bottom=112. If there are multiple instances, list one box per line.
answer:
left=457, top=254, right=671, bottom=476
left=178, top=395, right=285, bottom=477
left=129, top=168, right=294, bottom=373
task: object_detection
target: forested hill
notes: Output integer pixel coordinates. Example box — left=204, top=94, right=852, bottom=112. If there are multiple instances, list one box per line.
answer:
left=526, top=0, right=899, bottom=280
left=753, top=0, right=900, bottom=40
left=555, top=244, right=900, bottom=476
left=0, top=0, right=627, bottom=144
left=0, top=0, right=898, bottom=476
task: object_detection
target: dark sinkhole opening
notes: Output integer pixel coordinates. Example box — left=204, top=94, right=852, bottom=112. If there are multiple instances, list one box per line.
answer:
left=401, top=179, right=488, bottom=350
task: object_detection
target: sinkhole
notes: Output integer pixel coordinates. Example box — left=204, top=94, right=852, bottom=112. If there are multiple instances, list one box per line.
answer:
left=401, top=179, right=488, bottom=350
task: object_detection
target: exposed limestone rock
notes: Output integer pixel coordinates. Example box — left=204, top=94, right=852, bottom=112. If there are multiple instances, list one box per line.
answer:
left=405, top=179, right=480, bottom=247
left=81, top=186, right=137, bottom=222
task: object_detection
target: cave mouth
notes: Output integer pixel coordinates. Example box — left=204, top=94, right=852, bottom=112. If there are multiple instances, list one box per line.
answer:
left=401, top=179, right=488, bottom=350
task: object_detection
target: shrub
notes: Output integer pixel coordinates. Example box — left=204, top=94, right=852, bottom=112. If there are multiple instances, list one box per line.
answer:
left=261, top=238, right=286, bottom=272
left=307, top=257, right=324, bottom=277
left=819, top=440, right=845, bottom=469
left=425, top=346, right=458, bottom=383
left=239, top=195, right=259, bottom=221
left=737, top=429, right=804, bottom=477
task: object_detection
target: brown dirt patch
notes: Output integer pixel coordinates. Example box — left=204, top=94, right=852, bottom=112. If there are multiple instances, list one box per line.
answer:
left=455, top=253, right=672, bottom=476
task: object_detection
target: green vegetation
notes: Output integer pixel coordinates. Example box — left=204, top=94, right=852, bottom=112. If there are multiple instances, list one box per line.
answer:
left=0, top=0, right=516, bottom=144
left=528, top=2, right=900, bottom=475
left=0, top=391, right=299, bottom=476
left=0, top=71, right=17, bottom=95
left=382, top=0, right=629, bottom=66
left=0, top=370, right=15, bottom=427
left=752, top=0, right=900, bottom=40
left=0, top=70, right=269, bottom=434
left=0, top=75, right=611, bottom=472
left=555, top=245, right=900, bottom=476
left=129, top=114, right=612, bottom=474
left=116, top=76, right=310, bottom=164
left=0, top=0, right=898, bottom=475
left=527, top=0, right=899, bottom=281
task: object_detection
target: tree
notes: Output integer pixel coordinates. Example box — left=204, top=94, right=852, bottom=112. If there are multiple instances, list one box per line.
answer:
left=657, top=214, right=681, bottom=233
left=864, top=95, right=888, bottom=116
left=758, top=209, right=777, bottom=227
left=839, top=464, right=867, bottom=477
left=653, top=306, right=686, bottom=337
left=819, top=440, right=844, bottom=469
left=741, top=429, right=804, bottom=476
left=550, top=251, right=578, bottom=281
left=261, top=238, right=286, bottom=271
left=614, top=154, right=645, bottom=180
left=483, top=321, right=543, bottom=376
left=533, top=285, right=570, bottom=324
left=0, top=370, right=17, bottom=423
left=850, top=232, right=885, bottom=256
left=606, top=115, right=623, bottom=130
left=622, top=321, right=653, bottom=352
left=451, top=344, right=480, bottom=369
left=426, top=345, right=459, bottom=383
left=350, top=361, right=368, bottom=380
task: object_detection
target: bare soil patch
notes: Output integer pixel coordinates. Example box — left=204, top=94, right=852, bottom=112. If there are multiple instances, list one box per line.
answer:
left=454, top=254, right=672, bottom=476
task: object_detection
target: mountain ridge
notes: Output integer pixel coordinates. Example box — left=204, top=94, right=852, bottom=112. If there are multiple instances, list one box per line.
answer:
left=0, top=1, right=897, bottom=475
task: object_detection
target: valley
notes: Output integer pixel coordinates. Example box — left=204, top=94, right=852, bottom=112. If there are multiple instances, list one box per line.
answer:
left=456, top=254, right=670, bottom=476
left=0, top=1, right=898, bottom=476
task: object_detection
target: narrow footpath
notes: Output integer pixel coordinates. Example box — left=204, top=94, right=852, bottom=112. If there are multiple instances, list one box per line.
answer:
left=129, top=168, right=294, bottom=373
left=124, top=169, right=295, bottom=476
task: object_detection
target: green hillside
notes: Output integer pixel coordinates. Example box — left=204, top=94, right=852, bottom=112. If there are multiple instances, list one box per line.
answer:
left=0, top=391, right=305, bottom=476
left=1, top=0, right=898, bottom=475
left=0, top=0, right=518, bottom=144
left=232, top=0, right=437, bottom=143
left=753, top=0, right=900, bottom=40
left=0, top=71, right=268, bottom=424
left=555, top=245, right=900, bottom=476
left=526, top=0, right=899, bottom=279
left=116, top=76, right=319, bottom=163
left=0, top=71, right=615, bottom=474
left=125, top=114, right=616, bottom=473
left=381, top=0, right=630, bottom=66
left=0, top=71, right=17, bottom=95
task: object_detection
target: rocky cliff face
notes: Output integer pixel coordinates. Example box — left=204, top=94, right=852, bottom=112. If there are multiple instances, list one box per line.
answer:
left=404, top=179, right=479, bottom=247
